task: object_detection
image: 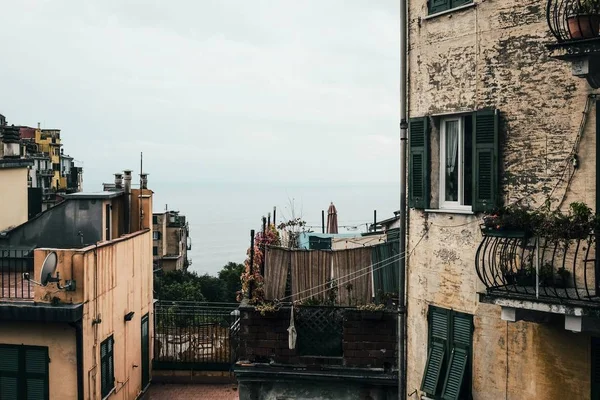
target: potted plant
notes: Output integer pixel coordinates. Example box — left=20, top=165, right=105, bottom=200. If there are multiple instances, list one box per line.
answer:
left=567, top=0, right=600, bottom=39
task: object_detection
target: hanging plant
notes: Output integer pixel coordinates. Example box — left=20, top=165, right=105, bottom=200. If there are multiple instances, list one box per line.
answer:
left=238, top=224, right=281, bottom=305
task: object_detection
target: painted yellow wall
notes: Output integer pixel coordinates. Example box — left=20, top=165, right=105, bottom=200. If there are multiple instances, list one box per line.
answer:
left=0, top=322, right=78, bottom=399
left=0, top=167, right=29, bottom=231
left=34, top=230, right=154, bottom=399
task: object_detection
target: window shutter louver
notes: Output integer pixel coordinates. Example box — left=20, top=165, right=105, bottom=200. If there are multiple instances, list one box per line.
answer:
left=441, top=348, right=468, bottom=400
left=472, top=109, right=499, bottom=212
left=430, top=0, right=450, bottom=13
left=421, top=307, right=449, bottom=395
left=1, top=376, right=18, bottom=399
left=0, top=347, right=18, bottom=372
left=409, top=117, right=430, bottom=209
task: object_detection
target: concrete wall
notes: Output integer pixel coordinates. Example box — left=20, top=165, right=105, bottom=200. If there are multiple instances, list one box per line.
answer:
left=0, top=321, right=78, bottom=399
left=406, top=0, right=598, bottom=399
left=0, top=167, right=28, bottom=231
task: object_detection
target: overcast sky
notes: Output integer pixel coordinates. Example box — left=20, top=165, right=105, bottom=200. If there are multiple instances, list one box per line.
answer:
left=1, top=1, right=400, bottom=188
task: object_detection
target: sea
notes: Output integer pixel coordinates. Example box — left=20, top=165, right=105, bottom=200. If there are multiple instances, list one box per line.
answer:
left=151, top=182, right=399, bottom=276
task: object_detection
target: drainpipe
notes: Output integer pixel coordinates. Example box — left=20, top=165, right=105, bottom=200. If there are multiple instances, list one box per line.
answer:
left=399, top=0, right=409, bottom=398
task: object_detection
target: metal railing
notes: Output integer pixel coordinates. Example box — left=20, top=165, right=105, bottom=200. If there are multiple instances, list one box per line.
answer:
left=154, top=301, right=240, bottom=371
left=547, top=0, right=600, bottom=42
left=0, top=249, right=34, bottom=300
left=475, top=232, right=599, bottom=305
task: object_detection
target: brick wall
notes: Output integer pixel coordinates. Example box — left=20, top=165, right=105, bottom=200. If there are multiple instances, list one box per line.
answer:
left=237, top=306, right=397, bottom=370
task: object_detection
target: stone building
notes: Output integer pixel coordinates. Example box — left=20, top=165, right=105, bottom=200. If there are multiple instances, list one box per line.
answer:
left=405, top=0, right=600, bottom=399
left=152, top=211, right=191, bottom=271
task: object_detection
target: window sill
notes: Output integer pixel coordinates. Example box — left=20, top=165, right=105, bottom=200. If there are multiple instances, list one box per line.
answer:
left=423, top=3, right=476, bottom=20
left=424, top=208, right=474, bottom=215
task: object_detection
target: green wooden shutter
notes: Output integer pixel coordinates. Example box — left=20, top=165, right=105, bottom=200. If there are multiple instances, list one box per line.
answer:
left=451, top=0, right=472, bottom=7
left=472, top=109, right=499, bottom=212
left=592, top=337, right=600, bottom=400
left=108, top=338, right=114, bottom=391
left=441, top=348, right=468, bottom=400
left=0, top=376, right=18, bottom=399
left=409, top=117, right=430, bottom=209
left=100, top=341, right=108, bottom=396
left=421, top=307, right=449, bottom=395
left=430, top=0, right=450, bottom=13
left=24, top=347, right=48, bottom=400
left=440, top=312, right=473, bottom=400
left=0, top=346, right=19, bottom=400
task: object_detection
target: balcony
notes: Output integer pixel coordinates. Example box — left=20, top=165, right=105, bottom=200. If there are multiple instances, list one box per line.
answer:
left=37, top=169, right=54, bottom=177
left=476, top=231, right=600, bottom=331
left=235, top=304, right=397, bottom=397
left=547, top=0, right=600, bottom=86
left=0, top=249, right=34, bottom=300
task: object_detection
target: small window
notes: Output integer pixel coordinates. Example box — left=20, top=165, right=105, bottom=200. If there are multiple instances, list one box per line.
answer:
left=100, top=336, right=114, bottom=398
left=409, top=109, right=499, bottom=213
left=153, top=231, right=161, bottom=241
left=429, top=0, right=472, bottom=15
left=0, top=344, right=49, bottom=400
left=153, top=246, right=158, bottom=256
left=152, top=215, right=158, bottom=225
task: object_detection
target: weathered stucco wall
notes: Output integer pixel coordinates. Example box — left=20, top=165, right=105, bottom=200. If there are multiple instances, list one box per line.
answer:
left=0, top=167, right=29, bottom=231
left=33, top=230, right=154, bottom=399
left=406, top=0, right=598, bottom=398
left=0, top=322, right=78, bottom=399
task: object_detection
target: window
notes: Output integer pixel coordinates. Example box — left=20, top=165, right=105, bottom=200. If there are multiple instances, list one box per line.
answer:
left=100, top=336, right=114, bottom=398
left=409, top=109, right=499, bottom=213
left=429, top=0, right=472, bottom=15
left=439, top=116, right=472, bottom=211
left=421, top=306, right=473, bottom=400
left=141, top=314, right=150, bottom=389
left=0, top=344, right=49, bottom=400
left=153, top=231, right=161, bottom=241
left=152, top=215, right=158, bottom=225
left=153, top=246, right=158, bottom=256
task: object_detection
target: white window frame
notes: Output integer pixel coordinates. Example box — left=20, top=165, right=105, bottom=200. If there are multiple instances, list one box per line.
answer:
left=439, top=117, right=471, bottom=212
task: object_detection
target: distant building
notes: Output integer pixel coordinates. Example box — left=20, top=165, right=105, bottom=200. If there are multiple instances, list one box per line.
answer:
left=0, top=170, right=154, bottom=399
left=0, top=118, right=84, bottom=217
left=152, top=210, right=191, bottom=271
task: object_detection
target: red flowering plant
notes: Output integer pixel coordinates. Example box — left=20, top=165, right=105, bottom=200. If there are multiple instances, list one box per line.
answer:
left=237, top=224, right=281, bottom=305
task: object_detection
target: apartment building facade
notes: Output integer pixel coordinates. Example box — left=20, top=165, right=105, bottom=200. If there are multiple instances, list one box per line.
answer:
left=405, top=0, right=600, bottom=399
left=152, top=211, right=190, bottom=271
left=0, top=171, right=154, bottom=399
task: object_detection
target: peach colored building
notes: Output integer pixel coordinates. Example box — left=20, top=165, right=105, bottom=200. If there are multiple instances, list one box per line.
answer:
left=0, top=170, right=154, bottom=400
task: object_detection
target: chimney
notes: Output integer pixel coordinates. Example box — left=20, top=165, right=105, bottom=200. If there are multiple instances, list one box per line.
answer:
left=140, top=173, right=148, bottom=189
left=114, top=173, right=123, bottom=189
left=123, top=170, right=132, bottom=234
left=2, top=126, right=20, bottom=158
left=37, top=122, right=40, bottom=129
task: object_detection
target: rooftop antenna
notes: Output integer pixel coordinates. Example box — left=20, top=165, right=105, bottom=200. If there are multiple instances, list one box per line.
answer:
left=23, top=251, right=76, bottom=291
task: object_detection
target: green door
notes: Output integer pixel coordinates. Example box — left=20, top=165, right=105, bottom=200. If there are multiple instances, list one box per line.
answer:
left=141, top=314, right=150, bottom=389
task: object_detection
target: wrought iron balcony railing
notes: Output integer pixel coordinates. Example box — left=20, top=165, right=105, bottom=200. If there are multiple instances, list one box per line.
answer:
left=476, top=232, right=599, bottom=305
left=547, top=0, right=600, bottom=43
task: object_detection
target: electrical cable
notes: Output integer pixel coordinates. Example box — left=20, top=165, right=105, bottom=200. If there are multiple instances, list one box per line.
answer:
left=275, top=252, right=404, bottom=303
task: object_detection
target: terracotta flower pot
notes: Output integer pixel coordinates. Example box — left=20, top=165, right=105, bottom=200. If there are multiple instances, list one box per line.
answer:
left=567, top=14, right=600, bottom=39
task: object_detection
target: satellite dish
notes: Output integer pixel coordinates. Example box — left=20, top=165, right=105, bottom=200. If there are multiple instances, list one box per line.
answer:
left=40, top=252, right=58, bottom=286
left=23, top=251, right=75, bottom=291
